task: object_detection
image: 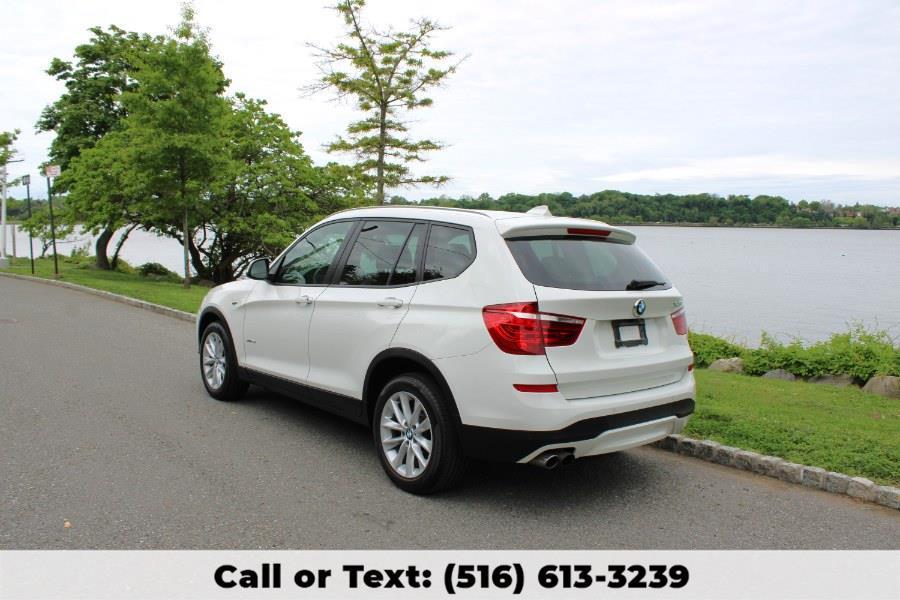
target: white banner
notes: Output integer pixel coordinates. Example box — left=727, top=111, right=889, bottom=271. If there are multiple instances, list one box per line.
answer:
left=0, top=550, right=897, bottom=599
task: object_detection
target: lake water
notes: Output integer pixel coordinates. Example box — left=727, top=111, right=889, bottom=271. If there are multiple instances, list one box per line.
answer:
left=6, top=224, right=899, bottom=345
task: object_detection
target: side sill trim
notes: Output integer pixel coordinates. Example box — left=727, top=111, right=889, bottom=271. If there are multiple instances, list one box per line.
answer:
left=237, top=367, right=367, bottom=425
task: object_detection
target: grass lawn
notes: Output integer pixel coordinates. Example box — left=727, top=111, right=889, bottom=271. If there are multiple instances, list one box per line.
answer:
left=0, top=255, right=208, bottom=314
left=688, top=369, right=900, bottom=485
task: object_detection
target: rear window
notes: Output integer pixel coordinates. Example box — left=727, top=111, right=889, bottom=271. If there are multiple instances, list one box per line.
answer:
left=506, top=236, right=671, bottom=291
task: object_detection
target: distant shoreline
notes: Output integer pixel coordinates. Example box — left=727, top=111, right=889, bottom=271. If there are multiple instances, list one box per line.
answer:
left=3, top=219, right=898, bottom=231
left=602, top=222, right=900, bottom=231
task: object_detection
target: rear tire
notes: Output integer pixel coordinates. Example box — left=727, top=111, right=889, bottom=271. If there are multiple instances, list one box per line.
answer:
left=373, top=373, right=467, bottom=494
left=200, top=321, right=248, bottom=402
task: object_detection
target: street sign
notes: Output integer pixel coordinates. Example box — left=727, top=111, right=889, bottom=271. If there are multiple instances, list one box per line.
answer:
left=45, top=165, right=61, bottom=178
left=21, top=174, right=30, bottom=186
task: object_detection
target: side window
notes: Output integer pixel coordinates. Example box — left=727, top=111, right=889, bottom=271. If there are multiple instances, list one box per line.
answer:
left=276, top=221, right=353, bottom=285
left=389, top=223, right=426, bottom=285
left=423, top=225, right=476, bottom=281
left=340, top=221, right=415, bottom=286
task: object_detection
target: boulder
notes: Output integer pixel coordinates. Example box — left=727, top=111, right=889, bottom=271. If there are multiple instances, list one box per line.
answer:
left=762, top=368, right=796, bottom=381
left=709, top=357, right=744, bottom=373
left=807, top=374, right=855, bottom=387
left=862, top=375, right=900, bottom=399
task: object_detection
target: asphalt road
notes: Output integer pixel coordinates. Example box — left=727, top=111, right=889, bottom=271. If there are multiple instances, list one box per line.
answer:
left=1, top=276, right=898, bottom=549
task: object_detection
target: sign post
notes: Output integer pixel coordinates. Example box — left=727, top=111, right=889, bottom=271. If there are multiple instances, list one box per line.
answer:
left=22, top=174, right=34, bottom=274
left=0, top=163, right=7, bottom=268
left=45, top=165, right=61, bottom=278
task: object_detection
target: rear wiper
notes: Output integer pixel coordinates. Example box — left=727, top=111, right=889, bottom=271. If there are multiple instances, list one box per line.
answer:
left=626, top=279, right=666, bottom=290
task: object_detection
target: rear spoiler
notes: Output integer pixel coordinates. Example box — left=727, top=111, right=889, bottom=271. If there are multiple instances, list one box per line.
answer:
left=495, top=216, right=636, bottom=245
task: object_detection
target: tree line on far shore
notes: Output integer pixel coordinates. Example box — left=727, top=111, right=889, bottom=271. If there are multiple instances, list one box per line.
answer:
left=388, top=191, right=900, bottom=229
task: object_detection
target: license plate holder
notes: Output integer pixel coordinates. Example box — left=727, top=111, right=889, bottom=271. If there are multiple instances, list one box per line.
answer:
left=612, top=319, right=648, bottom=348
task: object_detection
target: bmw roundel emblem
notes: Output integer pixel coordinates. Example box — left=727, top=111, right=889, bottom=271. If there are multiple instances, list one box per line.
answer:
left=633, top=299, right=647, bottom=317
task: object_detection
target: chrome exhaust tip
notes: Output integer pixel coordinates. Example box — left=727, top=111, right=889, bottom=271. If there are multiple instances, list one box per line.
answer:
left=530, top=452, right=561, bottom=470
left=560, top=451, right=575, bottom=466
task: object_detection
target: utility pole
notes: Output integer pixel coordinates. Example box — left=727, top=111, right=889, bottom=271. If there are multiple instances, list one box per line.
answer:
left=1, top=163, right=8, bottom=268
left=0, top=158, right=24, bottom=269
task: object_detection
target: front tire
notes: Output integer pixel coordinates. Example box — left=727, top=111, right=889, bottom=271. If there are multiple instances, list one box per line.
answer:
left=373, top=373, right=467, bottom=494
left=200, top=321, right=248, bottom=402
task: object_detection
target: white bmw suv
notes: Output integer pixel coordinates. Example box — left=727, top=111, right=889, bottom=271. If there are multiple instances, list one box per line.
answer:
left=197, top=205, right=695, bottom=494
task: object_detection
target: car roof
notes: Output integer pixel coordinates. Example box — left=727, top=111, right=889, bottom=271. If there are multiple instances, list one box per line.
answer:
left=326, top=204, right=635, bottom=243
left=324, top=204, right=617, bottom=229
left=326, top=204, right=511, bottom=225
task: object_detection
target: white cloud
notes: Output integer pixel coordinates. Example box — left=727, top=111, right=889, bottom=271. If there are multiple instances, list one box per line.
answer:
left=1, top=0, right=898, bottom=205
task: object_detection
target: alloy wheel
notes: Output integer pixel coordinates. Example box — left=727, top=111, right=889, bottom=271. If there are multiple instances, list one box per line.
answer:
left=202, top=331, right=227, bottom=390
left=379, top=390, right=433, bottom=478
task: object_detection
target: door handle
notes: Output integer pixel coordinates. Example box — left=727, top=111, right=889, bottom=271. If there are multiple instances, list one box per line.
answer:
left=295, top=294, right=314, bottom=305
left=377, top=297, right=404, bottom=308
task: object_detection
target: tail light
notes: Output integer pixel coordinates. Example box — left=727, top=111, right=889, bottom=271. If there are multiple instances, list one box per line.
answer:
left=671, top=308, right=688, bottom=335
left=483, top=302, right=585, bottom=355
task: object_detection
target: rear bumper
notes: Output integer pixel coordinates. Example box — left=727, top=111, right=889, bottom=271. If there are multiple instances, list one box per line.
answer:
left=459, top=398, right=694, bottom=462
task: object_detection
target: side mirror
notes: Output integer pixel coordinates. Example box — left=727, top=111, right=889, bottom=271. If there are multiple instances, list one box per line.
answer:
left=247, top=258, right=270, bottom=281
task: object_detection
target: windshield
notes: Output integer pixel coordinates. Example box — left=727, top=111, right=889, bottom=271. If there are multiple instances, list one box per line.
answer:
left=506, top=236, right=672, bottom=292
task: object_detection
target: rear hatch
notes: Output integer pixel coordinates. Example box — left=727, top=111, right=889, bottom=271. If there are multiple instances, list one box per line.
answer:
left=501, top=219, right=691, bottom=399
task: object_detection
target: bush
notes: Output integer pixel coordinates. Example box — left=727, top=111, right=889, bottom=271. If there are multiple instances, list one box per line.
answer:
left=688, top=332, right=746, bottom=368
left=114, top=259, right=135, bottom=274
left=137, top=262, right=177, bottom=280
left=741, top=327, right=899, bottom=381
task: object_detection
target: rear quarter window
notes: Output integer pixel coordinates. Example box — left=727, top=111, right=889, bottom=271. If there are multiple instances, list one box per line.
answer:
left=423, top=224, right=476, bottom=281
left=506, top=236, right=671, bottom=291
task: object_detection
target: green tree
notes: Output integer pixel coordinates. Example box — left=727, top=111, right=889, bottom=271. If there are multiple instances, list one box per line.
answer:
left=36, top=26, right=162, bottom=269
left=0, top=129, right=19, bottom=166
left=309, top=0, right=462, bottom=204
left=55, top=130, right=147, bottom=269
left=120, top=4, right=229, bottom=287
left=193, top=95, right=360, bottom=282
left=20, top=204, right=74, bottom=258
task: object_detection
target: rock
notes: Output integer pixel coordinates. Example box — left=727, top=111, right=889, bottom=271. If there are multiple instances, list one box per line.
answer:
left=846, top=477, right=876, bottom=501
left=677, top=437, right=699, bottom=456
left=801, top=466, right=826, bottom=488
left=713, top=446, right=738, bottom=466
left=862, top=375, right=900, bottom=399
left=875, top=486, right=900, bottom=510
left=824, top=471, right=851, bottom=494
left=708, top=357, right=744, bottom=373
left=754, top=455, right=783, bottom=477
left=733, top=450, right=760, bottom=471
left=776, top=462, right=804, bottom=484
left=807, top=374, right=855, bottom=387
left=655, top=435, right=679, bottom=451
left=762, top=369, right=796, bottom=381
left=664, top=434, right=684, bottom=451
left=696, top=440, right=721, bottom=461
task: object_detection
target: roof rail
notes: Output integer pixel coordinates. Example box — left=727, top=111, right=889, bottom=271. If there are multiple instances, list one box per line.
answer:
left=328, top=204, right=496, bottom=219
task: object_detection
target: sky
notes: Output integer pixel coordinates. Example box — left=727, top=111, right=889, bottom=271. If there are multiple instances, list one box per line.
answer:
left=2, top=0, right=899, bottom=205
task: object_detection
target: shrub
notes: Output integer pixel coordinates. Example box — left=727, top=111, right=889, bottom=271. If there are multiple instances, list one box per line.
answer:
left=688, top=331, right=746, bottom=368
left=137, top=262, right=177, bottom=280
left=114, top=259, right=135, bottom=274
left=742, top=327, right=899, bottom=381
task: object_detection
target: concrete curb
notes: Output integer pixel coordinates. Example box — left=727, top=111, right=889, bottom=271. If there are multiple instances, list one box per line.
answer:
left=654, top=434, right=900, bottom=511
left=0, top=272, right=196, bottom=324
